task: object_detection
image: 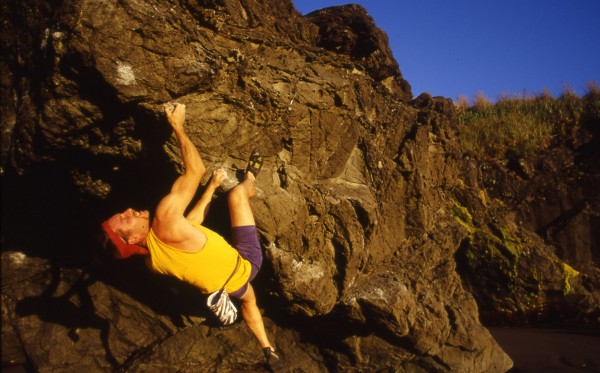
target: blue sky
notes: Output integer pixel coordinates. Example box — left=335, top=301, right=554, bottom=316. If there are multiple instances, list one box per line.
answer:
left=292, top=0, right=600, bottom=102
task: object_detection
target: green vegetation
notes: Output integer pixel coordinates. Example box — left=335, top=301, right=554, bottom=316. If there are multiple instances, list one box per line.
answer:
left=452, top=202, right=523, bottom=295
left=457, top=228, right=523, bottom=296
left=455, top=82, right=600, bottom=159
left=452, top=201, right=475, bottom=234
left=562, top=262, right=580, bottom=295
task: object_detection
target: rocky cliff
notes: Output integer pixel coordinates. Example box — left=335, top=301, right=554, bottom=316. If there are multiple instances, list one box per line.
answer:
left=1, top=1, right=598, bottom=372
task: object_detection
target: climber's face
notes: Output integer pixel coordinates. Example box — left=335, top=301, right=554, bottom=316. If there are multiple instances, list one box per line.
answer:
left=106, top=208, right=150, bottom=244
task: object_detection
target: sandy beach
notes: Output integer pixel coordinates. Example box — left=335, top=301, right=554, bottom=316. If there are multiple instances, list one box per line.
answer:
left=489, top=327, right=600, bottom=372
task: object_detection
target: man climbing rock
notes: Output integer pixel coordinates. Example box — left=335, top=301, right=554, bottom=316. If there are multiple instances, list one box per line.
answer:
left=101, top=103, right=284, bottom=372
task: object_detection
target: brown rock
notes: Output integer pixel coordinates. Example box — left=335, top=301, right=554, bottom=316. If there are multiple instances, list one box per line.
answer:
left=6, top=0, right=596, bottom=372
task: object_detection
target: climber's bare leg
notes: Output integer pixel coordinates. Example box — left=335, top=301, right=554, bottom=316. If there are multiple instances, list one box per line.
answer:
left=228, top=172, right=256, bottom=227
left=238, top=284, right=272, bottom=349
left=228, top=172, right=272, bottom=349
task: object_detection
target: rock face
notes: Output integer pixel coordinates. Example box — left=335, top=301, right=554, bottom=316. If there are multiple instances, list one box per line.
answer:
left=1, top=0, right=597, bottom=372
left=454, top=143, right=600, bottom=326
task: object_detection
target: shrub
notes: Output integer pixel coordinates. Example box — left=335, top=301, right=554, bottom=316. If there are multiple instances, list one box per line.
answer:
left=455, top=83, right=599, bottom=159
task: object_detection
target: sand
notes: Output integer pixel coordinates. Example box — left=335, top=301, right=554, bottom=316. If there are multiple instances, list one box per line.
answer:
left=489, top=327, right=600, bottom=372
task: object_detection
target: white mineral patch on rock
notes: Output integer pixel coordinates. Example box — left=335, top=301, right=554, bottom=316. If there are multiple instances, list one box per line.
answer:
left=116, top=61, right=136, bottom=85
left=7, top=251, right=27, bottom=265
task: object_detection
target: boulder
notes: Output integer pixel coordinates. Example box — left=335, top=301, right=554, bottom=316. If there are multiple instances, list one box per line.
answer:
left=3, top=0, right=594, bottom=372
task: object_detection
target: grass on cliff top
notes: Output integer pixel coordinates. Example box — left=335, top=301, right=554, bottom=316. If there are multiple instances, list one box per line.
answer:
left=455, top=82, right=600, bottom=159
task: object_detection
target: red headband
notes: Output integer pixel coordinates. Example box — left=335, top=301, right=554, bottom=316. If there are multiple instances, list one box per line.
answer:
left=101, top=221, right=149, bottom=259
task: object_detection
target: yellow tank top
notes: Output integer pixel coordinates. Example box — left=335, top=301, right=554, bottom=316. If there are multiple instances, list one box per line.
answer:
left=146, top=221, right=252, bottom=294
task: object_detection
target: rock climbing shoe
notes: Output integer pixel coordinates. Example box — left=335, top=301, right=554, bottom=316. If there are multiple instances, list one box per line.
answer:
left=245, top=148, right=263, bottom=178
left=263, top=347, right=285, bottom=372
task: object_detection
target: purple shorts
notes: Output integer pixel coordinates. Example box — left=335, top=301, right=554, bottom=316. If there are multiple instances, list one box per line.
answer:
left=229, top=225, right=262, bottom=298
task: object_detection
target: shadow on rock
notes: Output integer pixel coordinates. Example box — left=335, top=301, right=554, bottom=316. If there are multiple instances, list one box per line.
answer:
left=94, top=256, right=215, bottom=327
left=15, top=264, right=119, bottom=368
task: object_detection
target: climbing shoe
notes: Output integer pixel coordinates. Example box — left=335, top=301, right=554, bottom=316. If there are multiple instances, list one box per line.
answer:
left=245, top=148, right=263, bottom=178
left=263, top=347, right=285, bottom=372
